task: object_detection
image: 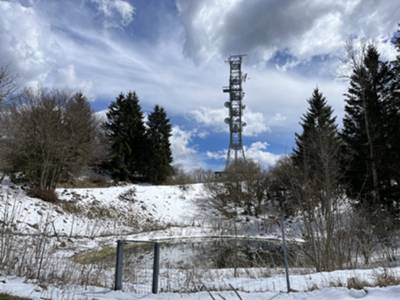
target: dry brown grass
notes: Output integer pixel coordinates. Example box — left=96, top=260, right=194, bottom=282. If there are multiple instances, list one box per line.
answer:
left=374, top=269, right=400, bottom=287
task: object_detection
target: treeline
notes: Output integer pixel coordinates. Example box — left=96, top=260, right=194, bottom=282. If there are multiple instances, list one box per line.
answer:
left=290, top=42, right=400, bottom=222
left=207, top=31, right=400, bottom=272
left=0, top=84, right=173, bottom=201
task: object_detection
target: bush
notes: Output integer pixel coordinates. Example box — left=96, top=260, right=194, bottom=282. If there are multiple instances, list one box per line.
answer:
left=28, top=187, right=58, bottom=203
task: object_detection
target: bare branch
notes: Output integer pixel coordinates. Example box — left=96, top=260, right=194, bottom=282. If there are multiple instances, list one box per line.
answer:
left=0, top=66, right=16, bottom=102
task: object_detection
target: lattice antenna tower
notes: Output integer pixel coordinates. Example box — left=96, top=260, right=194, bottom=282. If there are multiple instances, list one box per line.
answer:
left=223, top=55, right=247, bottom=168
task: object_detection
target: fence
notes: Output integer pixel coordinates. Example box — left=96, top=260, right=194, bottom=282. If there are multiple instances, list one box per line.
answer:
left=113, top=220, right=296, bottom=295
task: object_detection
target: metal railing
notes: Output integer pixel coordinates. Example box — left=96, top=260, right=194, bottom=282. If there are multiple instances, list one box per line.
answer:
left=114, top=240, right=160, bottom=294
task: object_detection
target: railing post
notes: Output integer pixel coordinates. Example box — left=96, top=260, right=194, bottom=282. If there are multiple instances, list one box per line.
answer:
left=152, top=242, right=160, bottom=294
left=114, top=240, right=124, bottom=290
left=280, top=215, right=291, bottom=293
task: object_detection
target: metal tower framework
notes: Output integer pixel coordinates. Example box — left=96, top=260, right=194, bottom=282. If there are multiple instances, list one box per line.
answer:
left=223, top=55, right=247, bottom=168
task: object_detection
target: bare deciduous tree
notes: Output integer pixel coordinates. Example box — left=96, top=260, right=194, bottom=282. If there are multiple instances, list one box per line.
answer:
left=205, top=160, right=269, bottom=219
left=0, top=88, right=96, bottom=200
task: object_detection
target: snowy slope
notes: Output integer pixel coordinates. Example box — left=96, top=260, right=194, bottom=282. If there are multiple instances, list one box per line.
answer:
left=0, top=182, right=208, bottom=238
left=58, top=183, right=207, bottom=225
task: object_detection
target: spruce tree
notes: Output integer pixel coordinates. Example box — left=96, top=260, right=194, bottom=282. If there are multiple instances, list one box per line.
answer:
left=144, top=105, right=173, bottom=183
left=342, top=45, right=391, bottom=211
left=292, top=88, right=343, bottom=271
left=293, top=88, right=341, bottom=180
left=385, top=29, right=400, bottom=205
left=104, top=92, right=146, bottom=181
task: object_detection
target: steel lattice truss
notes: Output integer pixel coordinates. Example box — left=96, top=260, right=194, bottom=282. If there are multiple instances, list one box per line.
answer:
left=223, top=55, right=247, bottom=168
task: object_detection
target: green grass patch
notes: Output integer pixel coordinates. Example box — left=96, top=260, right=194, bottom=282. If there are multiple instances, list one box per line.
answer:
left=73, top=242, right=154, bottom=265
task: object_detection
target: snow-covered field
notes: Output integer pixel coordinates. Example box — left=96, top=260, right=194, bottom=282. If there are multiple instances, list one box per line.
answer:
left=1, top=180, right=400, bottom=299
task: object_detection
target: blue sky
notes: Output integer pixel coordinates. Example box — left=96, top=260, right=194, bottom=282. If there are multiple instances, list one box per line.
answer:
left=1, top=0, right=399, bottom=170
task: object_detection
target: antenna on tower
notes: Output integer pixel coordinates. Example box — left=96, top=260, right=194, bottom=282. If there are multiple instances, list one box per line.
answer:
left=223, top=54, right=247, bottom=168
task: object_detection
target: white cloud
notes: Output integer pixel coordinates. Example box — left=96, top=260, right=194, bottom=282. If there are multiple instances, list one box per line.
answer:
left=206, top=150, right=226, bottom=160
left=189, top=107, right=269, bottom=136
left=207, top=141, right=282, bottom=168
left=93, top=109, right=107, bottom=123
left=0, top=1, right=52, bottom=88
left=90, top=0, right=135, bottom=27
left=170, top=126, right=205, bottom=170
left=245, top=142, right=282, bottom=168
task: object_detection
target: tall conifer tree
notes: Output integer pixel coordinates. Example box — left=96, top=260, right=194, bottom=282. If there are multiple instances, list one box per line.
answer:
left=293, top=88, right=341, bottom=179
left=385, top=29, right=400, bottom=204
left=342, top=45, right=391, bottom=211
left=144, top=105, right=173, bottom=183
left=292, top=88, right=343, bottom=271
left=104, top=92, right=146, bottom=181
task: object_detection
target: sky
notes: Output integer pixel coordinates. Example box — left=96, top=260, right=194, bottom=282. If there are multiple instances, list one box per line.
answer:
left=0, top=0, right=399, bottom=171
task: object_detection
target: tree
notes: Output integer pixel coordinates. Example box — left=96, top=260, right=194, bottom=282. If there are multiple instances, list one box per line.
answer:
left=342, top=44, right=392, bottom=212
left=104, top=92, right=146, bottom=181
left=205, top=160, right=269, bottom=219
left=0, top=88, right=96, bottom=199
left=288, top=88, right=344, bottom=271
left=385, top=29, right=400, bottom=206
left=293, top=88, right=341, bottom=186
left=144, top=105, right=173, bottom=183
left=63, top=92, right=96, bottom=176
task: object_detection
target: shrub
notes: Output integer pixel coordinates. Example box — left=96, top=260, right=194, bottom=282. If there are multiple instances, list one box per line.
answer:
left=28, top=187, right=58, bottom=203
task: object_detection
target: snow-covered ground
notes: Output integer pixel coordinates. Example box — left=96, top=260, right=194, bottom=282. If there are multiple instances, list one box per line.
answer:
left=1, top=267, right=400, bottom=299
left=58, top=183, right=207, bottom=226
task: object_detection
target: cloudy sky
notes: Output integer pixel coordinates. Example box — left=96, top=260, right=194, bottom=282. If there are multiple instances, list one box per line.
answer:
left=1, top=0, right=399, bottom=170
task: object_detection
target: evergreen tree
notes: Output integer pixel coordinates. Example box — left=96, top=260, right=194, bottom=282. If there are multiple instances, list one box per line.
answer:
left=342, top=45, right=392, bottom=211
left=293, top=88, right=341, bottom=181
left=104, top=92, right=146, bottom=181
left=385, top=29, right=400, bottom=204
left=144, top=105, right=173, bottom=183
left=292, top=88, right=343, bottom=271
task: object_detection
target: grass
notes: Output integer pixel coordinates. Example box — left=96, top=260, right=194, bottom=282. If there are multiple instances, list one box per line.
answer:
left=73, top=245, right=116, bottom=265
left=346, top=269, right=400, bottom=290
left=374, top=269, right=400, bottom=287
left=0, top=294, right=31, bottom=300
left=73, top=242, right=154, bottom=265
